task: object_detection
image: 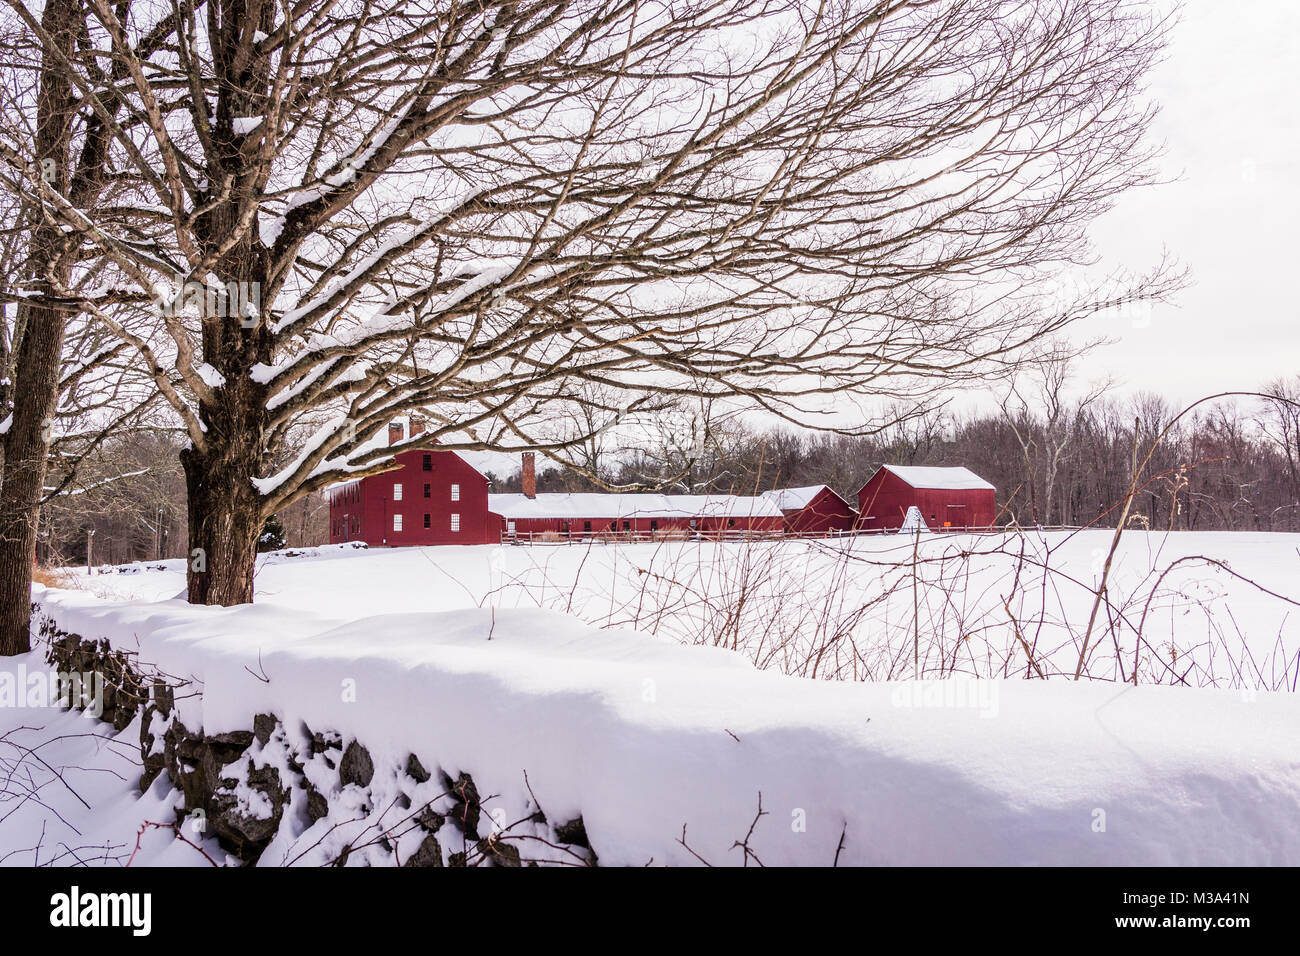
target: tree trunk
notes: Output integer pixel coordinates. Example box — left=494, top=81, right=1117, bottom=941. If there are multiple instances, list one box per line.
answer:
left=0, top=0, right=78, bottom=656
left=182, top=443, right=263, bottom=606
left=181, top=302, right=270, bottom=606
left=0, top=300, right=66, bottom=654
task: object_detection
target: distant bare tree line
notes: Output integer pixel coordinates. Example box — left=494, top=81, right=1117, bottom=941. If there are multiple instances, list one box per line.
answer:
left=498, top=375, right=1300, bottom=533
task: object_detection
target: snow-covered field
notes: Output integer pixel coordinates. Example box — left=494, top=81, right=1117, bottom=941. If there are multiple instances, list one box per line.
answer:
left=3, top=530, right=1299, bottom=866
left=59, top=529, right=1300, bottom=687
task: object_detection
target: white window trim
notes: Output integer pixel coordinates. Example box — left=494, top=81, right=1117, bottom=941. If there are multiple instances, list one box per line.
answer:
left=393, top=513, right=403, bottom=531
left=450, top=513, right=461, bottom=532
left=450, top=483, right=460, bottom=501
left=393, top=482, right=403, bottom=501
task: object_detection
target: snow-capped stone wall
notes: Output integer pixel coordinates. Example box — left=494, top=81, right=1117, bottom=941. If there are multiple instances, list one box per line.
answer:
left=29, top=583, right=1300, bottom=866
left=37, top=615, right=593, bottom=867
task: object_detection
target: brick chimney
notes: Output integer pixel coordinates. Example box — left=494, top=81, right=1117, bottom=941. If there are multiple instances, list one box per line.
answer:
left=388, top=422, right=404, bottom=446
left=521, top=452, right=536, bottom=499
left=410, top=415, right=425, bottom=437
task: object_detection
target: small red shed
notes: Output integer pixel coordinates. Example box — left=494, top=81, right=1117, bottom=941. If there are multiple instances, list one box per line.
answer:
left=761, top=485, right=858, bottom=534
left=856, top=465, right=996, bottom=532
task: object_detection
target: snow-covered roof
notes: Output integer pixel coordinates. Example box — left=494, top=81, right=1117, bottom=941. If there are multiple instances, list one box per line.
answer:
left=878, top=465, right=994, bottom=491
left=760, top=484, right=855, bottom=512
left=488, top=492, right=782, bottom=520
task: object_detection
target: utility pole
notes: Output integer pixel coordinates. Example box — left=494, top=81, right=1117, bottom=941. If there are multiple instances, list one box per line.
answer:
left=85, top=527, right=95, bottom=575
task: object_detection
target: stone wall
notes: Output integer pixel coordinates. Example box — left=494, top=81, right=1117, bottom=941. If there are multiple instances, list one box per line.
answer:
left=35, top=610, right=596, bottom=867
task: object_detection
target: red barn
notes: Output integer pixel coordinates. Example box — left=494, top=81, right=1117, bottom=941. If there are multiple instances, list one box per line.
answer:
left=761, top=485, right=858, bottom=534
left=856, top=465, right=996, bottom=532
left=327, top=420, right=497, bottom=546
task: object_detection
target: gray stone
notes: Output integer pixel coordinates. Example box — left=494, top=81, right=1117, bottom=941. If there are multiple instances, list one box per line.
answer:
left=306, top=786, right=329, bottom=823
left=208, top=729, right=255, bottom=749
left=441, top=771, right=481, bottom=838
left=253, top=713, right=277, bottom=746
left=403, top=834, right=444, bottom=868
left=554, top=816, right=590, bottom=848
left=478, top=836, right=522, bottom=868
left=416, top=808, right=445, bottom=833
left=309, top=729, right=342, bottom=756
left=210, top=763, right=287, bottom=859
left=339, top=740, right=374, bottom=788
left=152, top=680, right=174, bottom=717
left=405, top=752, right=430, bottom=783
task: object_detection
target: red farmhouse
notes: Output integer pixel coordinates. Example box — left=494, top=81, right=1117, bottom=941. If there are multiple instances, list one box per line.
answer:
left=760, top=485, right=858, bottom=534
left=328, top=420, right=497, bottom=546
left=329, top=427, right=786, bottom=545
left=856, top=465, right=996, bottom=532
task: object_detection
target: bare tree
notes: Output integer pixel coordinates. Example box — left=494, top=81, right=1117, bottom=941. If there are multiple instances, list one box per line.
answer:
left=1000, top=341, right=1111, bottom=525
left=0, top=0, right=163, bottom=652
left=8, top=0, right=1179, bottom=605
left=1260, top=376, right=1300, bottom=525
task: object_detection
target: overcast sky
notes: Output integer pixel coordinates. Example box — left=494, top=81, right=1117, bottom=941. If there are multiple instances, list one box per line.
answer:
left=1077, top=0, right=1299, bottom=405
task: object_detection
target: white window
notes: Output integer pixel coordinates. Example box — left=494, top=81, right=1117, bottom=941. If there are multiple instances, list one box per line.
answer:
left=393, top=483, right=403, bottom=501
left=450, top=513, right=460, bottom=532
left=450, top=483, right=460, bottom=501
left=393, top=513, right=403, bottom=532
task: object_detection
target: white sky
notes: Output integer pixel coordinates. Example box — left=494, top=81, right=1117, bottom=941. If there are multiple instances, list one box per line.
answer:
left=1078, top=0, right=1300, bottom=404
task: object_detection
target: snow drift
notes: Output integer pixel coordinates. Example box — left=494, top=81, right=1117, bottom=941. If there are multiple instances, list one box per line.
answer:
left=11, top=580, right=1300, bottom=866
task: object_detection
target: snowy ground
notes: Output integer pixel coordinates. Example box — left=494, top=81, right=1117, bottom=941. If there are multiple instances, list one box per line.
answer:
left=4, top=530, right=1299, bottom=866
left=60, top=530, right=1300, bottom=687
